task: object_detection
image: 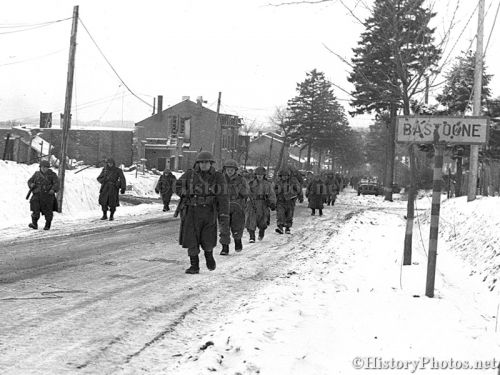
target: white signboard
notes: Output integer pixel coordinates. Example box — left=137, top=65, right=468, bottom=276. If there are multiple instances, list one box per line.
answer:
left=396, top=116, right=489, bottom=144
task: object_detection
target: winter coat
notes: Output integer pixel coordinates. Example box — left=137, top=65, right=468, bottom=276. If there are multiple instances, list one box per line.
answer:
left=245, top=178, right=276, bottom=231
left=274, top=177, right=303, bottom=203
left=175, top=166, right=230, bottom=249
left=155, top=172, right=177, bottom=199
left=225, top=173, right=250, bottom=213
left=28, top=169, right=59, bottom=215
left=306, top=179, right=327, bottom=209
left=97, top=165, right=126, bottom=209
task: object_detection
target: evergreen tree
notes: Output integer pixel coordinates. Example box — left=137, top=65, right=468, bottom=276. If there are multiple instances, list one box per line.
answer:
left=436, top=50, right=492, bottom=114
left=288, top=69, right=346, bottom=170
left=348, top=0, right=441, bottom=115
left=348, top=0, right=441, bottom=203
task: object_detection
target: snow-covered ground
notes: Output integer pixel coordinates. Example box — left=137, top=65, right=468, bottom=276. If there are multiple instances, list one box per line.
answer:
left=2, top=160, right=179, bottom=239
left=2, top=160, right=500, bottom=374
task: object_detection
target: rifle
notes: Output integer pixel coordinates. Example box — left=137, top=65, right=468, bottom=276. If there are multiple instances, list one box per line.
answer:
left=26, top=188, right=34, bottom=200
left=173, top=197, right=186, bottom=218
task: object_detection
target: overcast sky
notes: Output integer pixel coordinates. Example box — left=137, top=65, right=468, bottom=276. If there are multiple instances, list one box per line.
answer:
left=0, top=0, right=498, bottom=128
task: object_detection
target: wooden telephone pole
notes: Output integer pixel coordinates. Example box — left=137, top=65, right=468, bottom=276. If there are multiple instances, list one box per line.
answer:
left=468, top=0, right=485, bottom=202
left=215, top=92, right=222, bottom=168
left=57, top=5, right=79, bottom=213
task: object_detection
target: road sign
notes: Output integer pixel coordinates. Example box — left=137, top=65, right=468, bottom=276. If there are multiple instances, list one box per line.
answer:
left=396, top=116, right=489, bottom=144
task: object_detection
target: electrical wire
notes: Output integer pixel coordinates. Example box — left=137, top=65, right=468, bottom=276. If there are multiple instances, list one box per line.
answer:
left=78, top=17, right=153, bottom=109
left=0, top=17, right=71, bottom=35
left=0, top=48, right=66, bottom=67
left=484, top=0, right=500, bottom=55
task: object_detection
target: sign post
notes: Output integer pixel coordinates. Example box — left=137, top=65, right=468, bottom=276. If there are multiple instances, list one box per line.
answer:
left=396, top=116, right=489, bottom=297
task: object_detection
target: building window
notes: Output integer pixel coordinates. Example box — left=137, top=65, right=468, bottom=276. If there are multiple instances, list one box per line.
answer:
left=169, top=116, right=178, bottom=134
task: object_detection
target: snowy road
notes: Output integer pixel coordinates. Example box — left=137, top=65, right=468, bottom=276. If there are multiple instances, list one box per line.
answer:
left=2, top=190, right=499, bottom=375
left=0, top=195, right=358, bottom=374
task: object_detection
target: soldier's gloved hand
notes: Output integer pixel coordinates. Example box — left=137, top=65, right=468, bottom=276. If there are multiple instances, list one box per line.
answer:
left=48, top=189, right=55, bottom=195
left=30, top=183, right=36, bottom=189
left=120, top=188, right=126, bottom=194
left=269, top=203, right=276, bottom=211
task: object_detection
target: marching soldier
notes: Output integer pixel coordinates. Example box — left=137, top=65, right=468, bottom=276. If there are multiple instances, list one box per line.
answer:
left=306, top=173, right=327, bottom=216
left=220, top=159, right=249, bottom=255
left=97, top=158, right=126, bottom=221
left=155, top=168, right=177, bottom=211
left=27, top=160, right=59, bottom=230
left=325, top=171, right=338, bottom=206
left=245, top=166, right=276, bottom=242
left=274, top=167, right=303, bottom=234
left=175, top=151, right=230, bottom=274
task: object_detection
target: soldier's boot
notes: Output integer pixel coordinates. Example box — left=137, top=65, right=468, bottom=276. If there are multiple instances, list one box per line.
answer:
left=185, top=255, right=200, bottom=274
left=275, top=225, right=284, bottom=234
left=100, top=210, right=108, bottom=220
left=258, top=228, right=265, bottom=241
left=235, top=239, right=243, bottom=252
left=204, top=252, right=216, bottom=271
left=249, top=230, right=256, bottom=243
left=285, top=227, right=291, bottom=234
left=220, top=244, right=229, bottom=256
left=319, top=209, right=323, bottom=216
left=43, top=219, right=52, bottom=230
left=109, top=210, right=115, bottom=221
left=28, top=216, right=38, bottom=230
left=311, top=209, right=316, bottom=216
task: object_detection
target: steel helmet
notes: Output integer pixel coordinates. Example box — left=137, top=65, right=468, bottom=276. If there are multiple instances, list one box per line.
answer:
left=254, top=166, right=266, bottom=175
left=278, top=168, right=290, bottom=176
left=195, top=151, right=215, bottom=163
left=223, top=159, right=238, bottom=169
left=39, top=160, right=50, bottom=168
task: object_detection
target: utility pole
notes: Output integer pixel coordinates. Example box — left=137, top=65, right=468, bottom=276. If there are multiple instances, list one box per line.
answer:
left=215, top=92, right=222, bottom=168
left=57, top=5, right=79, bottom=213
left=468, top=0, right=484, bottom=202
left=267, top=133, right=274, bottom=172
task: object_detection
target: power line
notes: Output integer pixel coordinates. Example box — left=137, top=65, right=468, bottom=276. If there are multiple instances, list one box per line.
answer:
left=0, top=48, right=66, bottom=67
left=0, top=17, right=71, bottom=35
left=484, top=0, right=500, bottom=55
left=78, top=17, right=153, bottom=109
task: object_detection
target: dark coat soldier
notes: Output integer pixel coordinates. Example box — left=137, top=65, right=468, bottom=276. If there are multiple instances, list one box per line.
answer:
left=27, top=160, right=59, bottom=230
left=245, top=166, right=276, bottom=242
left=306, top=174, right=327, bottom=216
left=274, top=167, right=303, bottom=234
left=155, top=169, right=177, bottom=211
left=175, top=151, right=230, bottom=274
left=220, top=159, right=250, bottom=255
left=97, top=158, right=126, bottom=221
left=324, top=172, right=339, bottom=206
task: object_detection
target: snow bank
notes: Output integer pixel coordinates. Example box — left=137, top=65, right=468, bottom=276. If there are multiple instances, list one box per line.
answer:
left=1, top=160, right=175, bottom=230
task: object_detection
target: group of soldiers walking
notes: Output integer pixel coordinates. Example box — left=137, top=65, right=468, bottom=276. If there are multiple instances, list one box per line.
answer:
left=26, top=151, right=344, bottom=276
left=173, top=151, right=344, bottom=275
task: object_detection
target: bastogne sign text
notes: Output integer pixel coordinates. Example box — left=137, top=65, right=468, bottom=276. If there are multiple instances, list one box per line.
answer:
left=396, top=116, right=489, bottom=144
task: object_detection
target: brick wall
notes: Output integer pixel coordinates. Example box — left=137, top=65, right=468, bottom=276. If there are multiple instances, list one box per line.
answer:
left=39, top=128, right=133, bottom=166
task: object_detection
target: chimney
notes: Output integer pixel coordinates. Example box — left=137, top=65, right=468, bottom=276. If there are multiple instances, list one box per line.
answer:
left=157, top=95, right=163, bottom=118
left=196, top=96, right=207, bottom=106
left=182, top=96, right=190, bottom=101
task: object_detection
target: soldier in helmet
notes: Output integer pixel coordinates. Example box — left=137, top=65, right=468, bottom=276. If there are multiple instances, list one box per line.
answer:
left=306, top=173, right=327, bottom=216
left=175, top=151, right=230, bottom=274
left=245, top=166, right=276, bottom=242
left=220, top=159, right=249, bottom=255
left=27, top=160, right=59, bottom=230
left=97, top=158, right=127, bottom=221
left=155, top=168, right=177, bottom=211
left=274, top=167, right=303, bottom=234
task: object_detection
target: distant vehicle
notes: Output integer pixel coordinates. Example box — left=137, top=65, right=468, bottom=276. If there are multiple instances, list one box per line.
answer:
left=357, top=179, right=381, bottom=196
left=391, top=183, right=402, bottom=194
